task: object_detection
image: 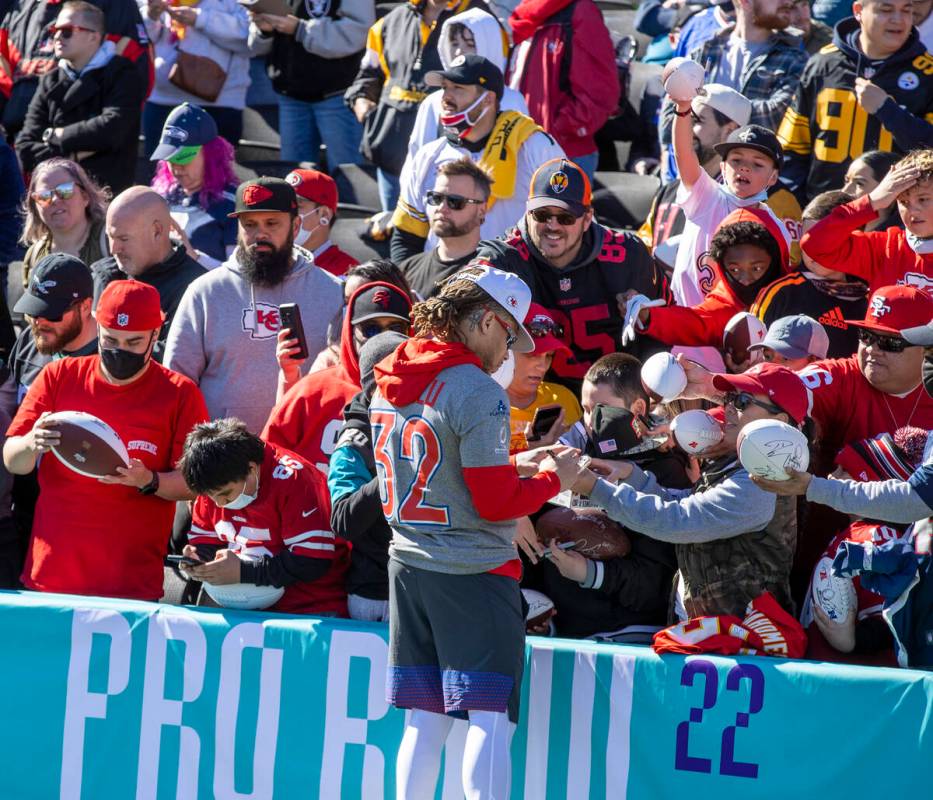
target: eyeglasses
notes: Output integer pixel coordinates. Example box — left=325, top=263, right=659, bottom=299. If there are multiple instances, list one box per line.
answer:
left=425, top=191, right=485, bottom=211
left=357, top=320, right=408, bottom=339
left=50, top=24, right=97, bottom=39
left=492, top=313, right=517, bottom=349
left=529, top=208, right=578, bottom=226
left=32, top=181, right=76, bottom=205
left=527, top=317, right=564, bottom=339
left=856, top=328, right=908, bottom=353
left=725, top=391, right=785, bottom=416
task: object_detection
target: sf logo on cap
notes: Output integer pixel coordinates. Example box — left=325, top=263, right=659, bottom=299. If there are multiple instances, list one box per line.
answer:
left=870, top=296, right=891, bottom=318
left=243, top=184, right=274, bottom=206
left=549, top=172, right=568, bottom=193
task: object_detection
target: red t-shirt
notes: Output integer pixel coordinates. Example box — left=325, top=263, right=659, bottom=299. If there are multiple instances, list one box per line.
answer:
left=7, top=356, right=209, bottom=600
left=189, top=442, right=349, bottom=615
left=315, top=243, right=359, bottom=277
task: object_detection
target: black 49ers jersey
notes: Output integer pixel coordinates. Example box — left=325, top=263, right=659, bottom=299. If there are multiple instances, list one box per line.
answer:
left=777, top=21, right=933, bottom=202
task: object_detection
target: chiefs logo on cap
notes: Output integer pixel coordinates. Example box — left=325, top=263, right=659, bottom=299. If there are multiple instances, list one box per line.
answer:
left=372, top=289, right=391, bottom=310
left=243, top=185, right=274, bottom=206
left=286, top=173, right=301, bottom=187
left=506, top=295, right=518, bottom=308
left=549, top=172, right=568, bottom=193
left=870, top=296, right=891, bottom=318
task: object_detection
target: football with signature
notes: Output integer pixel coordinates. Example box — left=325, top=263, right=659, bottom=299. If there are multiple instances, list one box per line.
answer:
left=536, top=506, right=632, bottom=560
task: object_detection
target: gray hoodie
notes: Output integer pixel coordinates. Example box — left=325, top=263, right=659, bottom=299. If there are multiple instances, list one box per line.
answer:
left=164, top=248, right=343, bottom=433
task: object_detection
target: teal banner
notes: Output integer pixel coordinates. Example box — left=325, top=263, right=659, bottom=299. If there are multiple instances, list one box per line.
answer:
left=0, top=591, right=930, bottom=799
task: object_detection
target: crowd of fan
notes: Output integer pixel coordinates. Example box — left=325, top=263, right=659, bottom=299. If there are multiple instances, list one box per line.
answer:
left=0, top=0, right=928, bottom=668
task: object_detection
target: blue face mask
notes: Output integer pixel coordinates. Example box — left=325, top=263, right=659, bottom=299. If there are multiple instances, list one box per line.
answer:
left=223, top=468, right=258, bottom=510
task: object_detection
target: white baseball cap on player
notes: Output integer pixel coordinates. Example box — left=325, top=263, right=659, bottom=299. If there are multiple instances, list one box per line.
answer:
left=454, top=259, right=535, bottom=352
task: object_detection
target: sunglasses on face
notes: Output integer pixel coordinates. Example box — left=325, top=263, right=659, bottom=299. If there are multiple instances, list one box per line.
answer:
left=50, top=24, right=96, bottom=39
left=492, top=313, right=517, bottom=350
left=357, top=320, right=408, bottom=339
left=529, top=208, right=578, bottom=226
left=725, top=391, right=785, bottom=416
left=527, top=318, right=564, bottom=339
left=32, top=181, right=76, bottom=205
left=425, top=191, right=485, bottom=211
left=856, top=328, right=908, bottom=353
left=32, top=299, right=80, bottom=324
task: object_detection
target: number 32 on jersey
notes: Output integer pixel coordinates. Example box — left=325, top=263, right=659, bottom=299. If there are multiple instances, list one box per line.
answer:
left=371, top=410, right=450, bottom=527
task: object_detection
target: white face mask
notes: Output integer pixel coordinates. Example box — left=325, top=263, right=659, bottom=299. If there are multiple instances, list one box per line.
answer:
left=491, top=350, right=515, bottom=388
left=223, top=468, right=258, bottom=510
left=295, top=207, right=326, bottom=247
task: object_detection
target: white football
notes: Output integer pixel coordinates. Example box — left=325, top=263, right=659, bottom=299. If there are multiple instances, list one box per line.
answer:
left=671, top=409, right=724, bottom=454
left=810, top=556, right=856, bottom=623
left=203, top=582, right=285, bottom=611
left=723, top=312, right=768, bottom=365
left=44, top=410, right=129, bottom=479
left=662, top=57, right=705, bottom=102
left=737, top=418, right=809, bottom=481
left=641, top=352, right=687, bottom=403
left=522, top=588, right=555, bottom=626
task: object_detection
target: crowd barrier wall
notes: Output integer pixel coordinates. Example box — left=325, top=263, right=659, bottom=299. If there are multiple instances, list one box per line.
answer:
left=0, top=591, right=930, bottom=799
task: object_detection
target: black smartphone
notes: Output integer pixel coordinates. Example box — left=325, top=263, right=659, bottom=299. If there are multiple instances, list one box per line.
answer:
left=529, top=406, right=562, bottom=441
left=279, top=303, right=309, bottom=360
left=166, top=554, right=201, bottom=567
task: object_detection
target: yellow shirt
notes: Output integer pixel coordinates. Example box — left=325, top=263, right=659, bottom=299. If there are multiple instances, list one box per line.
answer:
left=509, top=382, right=583, bottom=452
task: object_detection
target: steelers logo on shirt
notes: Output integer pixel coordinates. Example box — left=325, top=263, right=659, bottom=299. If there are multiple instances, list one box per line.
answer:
left=898, top=72, right=919, bottom=91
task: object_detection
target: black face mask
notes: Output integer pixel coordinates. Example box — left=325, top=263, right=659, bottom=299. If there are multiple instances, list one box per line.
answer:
left=586, top=404, right=642, bottom=457
left=923, top=352, right=933, bottom=398
left=100, top=337, right=151, bottom=380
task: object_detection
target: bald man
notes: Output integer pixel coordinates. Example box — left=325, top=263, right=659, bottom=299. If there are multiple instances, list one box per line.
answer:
left=91, top=187, right=205, bottom=361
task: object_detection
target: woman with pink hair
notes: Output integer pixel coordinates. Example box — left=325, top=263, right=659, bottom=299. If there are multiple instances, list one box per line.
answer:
left=150, top=102, right=239, bottom=268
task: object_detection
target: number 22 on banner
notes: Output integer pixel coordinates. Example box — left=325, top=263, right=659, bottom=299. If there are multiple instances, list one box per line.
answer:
left=371, top=409, right=450, bottom=526
left=675, top=659, right=765, bottom=779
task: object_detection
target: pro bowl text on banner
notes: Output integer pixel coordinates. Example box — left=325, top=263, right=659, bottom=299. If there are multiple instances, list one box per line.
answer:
left=0, top=592, right=930, bottom=799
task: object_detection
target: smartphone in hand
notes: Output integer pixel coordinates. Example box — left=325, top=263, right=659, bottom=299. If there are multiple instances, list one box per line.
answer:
left=528, top=405, right=562, bottom=442
left=279, top=303, right=309, bottom=360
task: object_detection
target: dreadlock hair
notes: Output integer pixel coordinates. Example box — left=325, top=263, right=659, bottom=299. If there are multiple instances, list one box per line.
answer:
left=411, top=267, right=509, bottom=342
left=708, top=221, right=784, bottom=276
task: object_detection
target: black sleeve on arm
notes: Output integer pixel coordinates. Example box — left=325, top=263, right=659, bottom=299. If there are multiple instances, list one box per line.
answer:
left=239, top=550, right=332, bottom=587
left=330, top=477, right=391, bottom=548
left=853, top=615, right=894, bottom=654
left=390, top=226, right=426, bottom=264
left=590, top=536, right=676, bottom=614
left=194, top=543, right=224, bottom=562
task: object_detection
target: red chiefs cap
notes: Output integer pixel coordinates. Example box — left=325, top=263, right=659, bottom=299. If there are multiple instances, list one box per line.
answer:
left=285, top=168, right=338, bottom=212
left=846, top=285, right=933, bottom=337
left=524, top=303, right=571, bottom=356
left=96, top=280, right=165, bottom=331
left=712, top=362, right=812, bottom=424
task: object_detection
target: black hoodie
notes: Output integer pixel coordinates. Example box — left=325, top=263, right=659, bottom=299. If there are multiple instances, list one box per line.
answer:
left=778, top=17, right=933, bottom=202
left=477, top=220, right=670, bottom=393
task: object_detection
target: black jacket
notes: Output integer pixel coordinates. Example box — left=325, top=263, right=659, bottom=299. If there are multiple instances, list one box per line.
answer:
left=16, top=51, right=145, bottom=195
left=90, top=245, right=206, bottom=362
left=329, top=390, right=391, bottom=600
left=478, top=220, right=670, bottom=393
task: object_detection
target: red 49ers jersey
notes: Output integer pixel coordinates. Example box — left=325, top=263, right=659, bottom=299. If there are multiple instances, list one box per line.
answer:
left=189, top=443, right=349, bottom=615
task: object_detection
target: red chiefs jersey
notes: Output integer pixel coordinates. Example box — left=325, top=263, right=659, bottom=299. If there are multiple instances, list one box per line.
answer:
left=798, top=356, right=933, bottom=470
left=189, top=443, right=349, bottom=616
left=653, top=592, right=807, bottom=658
left=7, top=356, right=209, bottom=601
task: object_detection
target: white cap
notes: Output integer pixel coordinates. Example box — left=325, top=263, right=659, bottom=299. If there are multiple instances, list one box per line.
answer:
left=692, top=83, right=752, bottom=127
left=454, top=260, right=535, bottom=352
left=641, top=352, right=687, bottom=403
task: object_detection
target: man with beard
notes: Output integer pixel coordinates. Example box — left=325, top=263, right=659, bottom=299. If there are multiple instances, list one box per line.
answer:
left=2, top=252, right=98, bottom=586
left=478, top=158, right=668, bottom=393
left=91, top=187, right=205, bottom=361
left=390, top=55, right=564, bottom=263
left=164, top=177, right=343, bottom=433
left=399, top=157, right=491, bottom=299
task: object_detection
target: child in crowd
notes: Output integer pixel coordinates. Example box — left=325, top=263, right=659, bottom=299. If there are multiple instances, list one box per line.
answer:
left=803, top=428, right=926, bottom=666
left=801, top=148, right=933, bottom=294
left=506, top=304, right=582, bottom=452
left=627, top=207, right=787, bottom=370
left=746, top=314, right=829, bottom=371
left=753, top=190, right=868, bottom=358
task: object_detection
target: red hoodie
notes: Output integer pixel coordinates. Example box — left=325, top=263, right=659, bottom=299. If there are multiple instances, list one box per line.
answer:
left=645, top=207, right=790, bottom=348
left=374, top=338, right=561, bottom=530
left=801, top=194, right=933, bottom=296
left=263, top=282, right=411, bottom=473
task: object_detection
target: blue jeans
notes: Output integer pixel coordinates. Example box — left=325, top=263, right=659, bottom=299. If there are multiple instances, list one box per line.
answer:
left=573, top=151, right=599, bottom=184
left=377, top=168, right=400, bottom=213
left=278, top=93, right=362, bottom=168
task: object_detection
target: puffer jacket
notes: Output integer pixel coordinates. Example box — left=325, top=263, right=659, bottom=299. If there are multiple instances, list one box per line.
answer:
left=140, top=0, right=251, bottom=109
